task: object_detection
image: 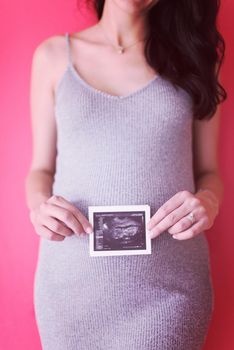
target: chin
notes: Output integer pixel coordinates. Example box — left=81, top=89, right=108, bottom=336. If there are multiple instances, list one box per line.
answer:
left=112, top=0, right=157, bottom=14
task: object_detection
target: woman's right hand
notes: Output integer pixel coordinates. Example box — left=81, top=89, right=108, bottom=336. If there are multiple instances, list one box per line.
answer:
left=29, top=195, right=93, bottom=241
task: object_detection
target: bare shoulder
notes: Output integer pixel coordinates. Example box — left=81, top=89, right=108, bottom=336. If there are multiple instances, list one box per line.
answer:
left=32, top=34, right=66, bottom=66
left=31, top=33, right=69, bottom=94
left=31, top=26, right=99, bottom=93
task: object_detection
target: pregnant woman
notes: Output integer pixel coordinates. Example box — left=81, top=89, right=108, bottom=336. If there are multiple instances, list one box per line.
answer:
left=25, top=0, right=226, bottom=349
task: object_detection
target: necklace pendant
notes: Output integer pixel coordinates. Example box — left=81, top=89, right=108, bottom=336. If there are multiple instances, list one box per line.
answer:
left=117, top=46, right=124, bottom=54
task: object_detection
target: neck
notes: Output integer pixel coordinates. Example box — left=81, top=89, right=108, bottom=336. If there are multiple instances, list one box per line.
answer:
left=98, top=0, right=149, bottom=47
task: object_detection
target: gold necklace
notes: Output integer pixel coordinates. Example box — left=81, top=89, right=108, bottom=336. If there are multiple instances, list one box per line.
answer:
left=98, top=23, right=147, bottom=54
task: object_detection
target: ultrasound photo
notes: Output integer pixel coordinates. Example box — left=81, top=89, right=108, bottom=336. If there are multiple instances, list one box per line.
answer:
left=88, top=205, right=151, bottom=256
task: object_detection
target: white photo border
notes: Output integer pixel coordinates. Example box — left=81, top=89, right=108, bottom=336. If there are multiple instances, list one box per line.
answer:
left=88, top=204, right=151, bottom=257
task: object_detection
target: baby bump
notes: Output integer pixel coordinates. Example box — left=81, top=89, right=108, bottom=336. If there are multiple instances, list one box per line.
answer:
left=34, top=231, right=213, bottom=298
left=34, top=232, right=213, bottom=350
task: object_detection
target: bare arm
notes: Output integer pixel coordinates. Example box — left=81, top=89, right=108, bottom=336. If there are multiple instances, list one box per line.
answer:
left=25, top=37, right=57, bottom=211
left=25, top=36, right=93, bottom=240
left=193, top=103, right=224, bottom=213
left=193, top=64, right=224, bottom=212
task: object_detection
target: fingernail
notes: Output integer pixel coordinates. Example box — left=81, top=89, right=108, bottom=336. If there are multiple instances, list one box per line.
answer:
left=147, top=231, right=153, bottom=238
left=86, top=226, right=93, bottom=234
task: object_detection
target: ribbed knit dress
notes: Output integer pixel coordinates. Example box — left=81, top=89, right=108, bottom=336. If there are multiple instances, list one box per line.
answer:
left=33, top=32, right=214, bottom=350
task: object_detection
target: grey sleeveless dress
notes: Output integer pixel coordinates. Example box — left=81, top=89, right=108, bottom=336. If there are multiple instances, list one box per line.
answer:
left=33, top=32, right=214, bottom=350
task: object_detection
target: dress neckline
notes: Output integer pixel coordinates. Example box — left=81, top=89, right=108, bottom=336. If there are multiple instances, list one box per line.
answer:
left=67, top=62, right=161, bottom=100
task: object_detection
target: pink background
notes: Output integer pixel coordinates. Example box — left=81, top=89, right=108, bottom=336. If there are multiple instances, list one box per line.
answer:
left=0, top=1, right=233, bottom=349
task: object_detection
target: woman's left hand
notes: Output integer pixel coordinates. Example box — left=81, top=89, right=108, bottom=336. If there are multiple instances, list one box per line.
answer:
left=146, top=190, right=219, bottom=240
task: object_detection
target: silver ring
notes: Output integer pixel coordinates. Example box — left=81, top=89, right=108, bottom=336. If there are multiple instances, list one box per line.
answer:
left=186, top=212, right=196, bottom=224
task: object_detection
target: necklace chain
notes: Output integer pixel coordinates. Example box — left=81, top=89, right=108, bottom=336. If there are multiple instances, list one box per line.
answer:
left=98, top=22, right=147, bottom=54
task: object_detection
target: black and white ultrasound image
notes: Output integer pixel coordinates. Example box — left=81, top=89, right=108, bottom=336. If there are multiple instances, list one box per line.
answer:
left=93, top=211, right=146, bottom=251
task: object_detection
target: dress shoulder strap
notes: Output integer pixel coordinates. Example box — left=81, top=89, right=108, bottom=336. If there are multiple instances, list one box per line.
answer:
left=65, top=32, right=72, bottom=66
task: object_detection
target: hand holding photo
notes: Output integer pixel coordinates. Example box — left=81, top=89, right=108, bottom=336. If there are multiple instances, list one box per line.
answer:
left=88, top=204, right=151, bottom=257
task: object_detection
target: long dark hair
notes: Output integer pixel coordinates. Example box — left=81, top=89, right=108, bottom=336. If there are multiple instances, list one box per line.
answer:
left=81, top=0, right=227, bottom=120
